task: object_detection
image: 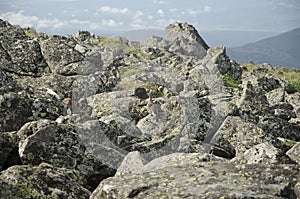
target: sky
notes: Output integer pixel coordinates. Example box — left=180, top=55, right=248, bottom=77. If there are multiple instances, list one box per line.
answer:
left=0, top=0, right=300, bottom=37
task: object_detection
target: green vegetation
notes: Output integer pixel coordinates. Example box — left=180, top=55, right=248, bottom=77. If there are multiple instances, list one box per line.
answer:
left=143, top=83, right=165, bottom=97
left=119, top=68, right=146, bottom=78
left=90, top=36, right=142, bottom=55
left=221, top=74, right=242, bottom=89
left=243, top=63, right=300, bottom=93
left=286, top=81, right=300, bottom=94
left=16, top=182, right=39, bottom=198
left=24, top=29, right=34, bottom=39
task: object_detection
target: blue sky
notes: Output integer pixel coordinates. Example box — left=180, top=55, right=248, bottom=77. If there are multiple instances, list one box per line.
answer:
left=0, top=0, right=299, bottom=36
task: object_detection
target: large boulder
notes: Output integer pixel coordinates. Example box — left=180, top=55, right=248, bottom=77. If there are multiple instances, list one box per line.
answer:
left=0, top=91, right=33, bottom=132
left=0, top=19, right=49, bottom=76
left=0, top=163, right=90, bottom=198
left=209, top=116, right=269, bottom=158
left=91, top=156, right=299, bottom=198
left=166, top=22, right=209, bottom=59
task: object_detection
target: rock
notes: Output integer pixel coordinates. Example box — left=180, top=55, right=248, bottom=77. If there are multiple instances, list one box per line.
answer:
left=295, top=182, right=300, bottom=198
left=0, top=19, right=49, bottom=76
left=0, top=131, right=20, bottom=171
left=75, top=30, right=95, bottom=42
left=266, top=87, right=285, bottom=106
left=166, top=22, right=209, bottom=59
left=133, top=87, right=148, bottom=100
left=0, top=91, right=33, bottom=132
left=91, top=160, right=299, bottom=199
left=18, top=123, right=86, bottom=169
left=0, top=163, right=90, bottom=198
left=40, top=35, right=84, bottom=75
left=258, top=115, right=300, bottom=141
left=116, top=151, right=145, bottom=176
left=272, top=103, right=296, bottom=120
left=232, top=142, right=280, bottom=164
left=286, top=142, right=300, bottom=165
left=238, top=81, right=271, bottom=121
left=203, top=46, right=242, bottom=82
left=286, top=92, right=300, bottom=117
left=210, top=116, right=269, bottom=156
left=17, top=119, right=129, bottom=191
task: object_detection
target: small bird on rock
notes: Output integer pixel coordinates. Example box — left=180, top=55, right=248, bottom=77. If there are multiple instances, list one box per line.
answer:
left=146, top=90, right=161, bottom=119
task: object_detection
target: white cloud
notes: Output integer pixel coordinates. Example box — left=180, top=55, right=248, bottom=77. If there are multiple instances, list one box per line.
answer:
left=148, top=15, right=154, bottom=20
left=70, top=19, right=90, bottom=25
left=37, top=18, right=66, bottom=30
left=131, top=11, right=144, bottom=28
left=154, top=0, right=168, bottom=4
left=157, top=9, right=164, bottom=17
left=0, top=10, right=66, bottom=31
left=169, top=8, right=177, bottom=13
left=0, top=10, right=39, bottom=28
left=90, top=19, right=123, bottom=30
left=204, top=5, right=212, bottom=13
left=187, top=5, right=212, bottom=16
left=102, top=19, right=123, bottom=27
left=98, top=6, right=130, bottom=14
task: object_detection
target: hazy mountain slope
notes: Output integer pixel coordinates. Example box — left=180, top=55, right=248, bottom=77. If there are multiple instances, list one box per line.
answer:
left=201, top=30, right=279, bottom=48
left=228, top=27, right=300, bottom=69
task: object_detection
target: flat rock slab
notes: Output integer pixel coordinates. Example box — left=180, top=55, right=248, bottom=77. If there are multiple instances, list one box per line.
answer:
left=91, top=162, right=299, bottom=199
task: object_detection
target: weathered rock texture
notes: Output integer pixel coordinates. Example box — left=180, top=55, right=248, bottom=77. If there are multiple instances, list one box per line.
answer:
left=0, top=19, right=299, bottom=198
left=91, top=153, right=299, bottom=199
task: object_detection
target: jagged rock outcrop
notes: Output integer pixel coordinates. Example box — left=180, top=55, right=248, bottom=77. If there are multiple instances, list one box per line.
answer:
left=0, top=19, right=299, bottom=198
left=166, top=22, right=209, bottom=59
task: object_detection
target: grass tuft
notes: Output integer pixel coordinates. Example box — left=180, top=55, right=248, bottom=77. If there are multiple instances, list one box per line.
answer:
left=221, top=74, right=242, bottom=89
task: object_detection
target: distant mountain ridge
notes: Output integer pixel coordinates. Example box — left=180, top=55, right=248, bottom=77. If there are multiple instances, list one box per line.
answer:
left=228, top=27, right=300, bottom=69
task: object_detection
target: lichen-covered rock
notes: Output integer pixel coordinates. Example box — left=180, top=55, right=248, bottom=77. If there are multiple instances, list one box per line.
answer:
left=0, top=91, right=33, bottom=132
left=286, top=142, right=300, bottom=165
left=238, top=80, right=272, bottom=120
left=17, top=120, right=129, bottom=191
left=18, top=123, right=86, bottom=169
left=91, top=161, right=299, bottom=199
left=232, top=142, right=280, bottom=164
left=210, top=116, right=269, bottom=156
left=0, top=19, right=49, bottom=76
left=39, top=35, right=84, bottom=75
left=0, top=163, right=90, bottom=198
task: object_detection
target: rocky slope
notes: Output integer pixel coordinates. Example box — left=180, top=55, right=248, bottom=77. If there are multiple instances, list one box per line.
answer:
left=0, top=19, right=299, bottom=198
